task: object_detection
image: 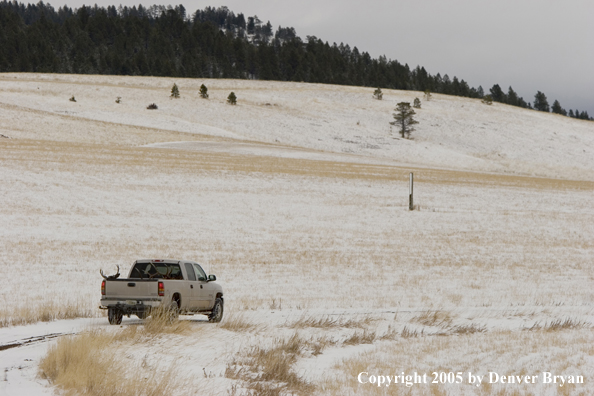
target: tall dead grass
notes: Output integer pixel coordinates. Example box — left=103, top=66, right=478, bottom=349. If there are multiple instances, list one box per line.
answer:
left=39, top=312, right=193, bottom=396
left=0, top=300, right=95, bottom=328
left=287, top=313, right=374, bottom=329
left=39, top=329, right=180, bottom=396
left=143, top=306, right=192, bottom=335
left=218, top=312, right=260, bottom=332
left=226, top=333, right=319, bottom=395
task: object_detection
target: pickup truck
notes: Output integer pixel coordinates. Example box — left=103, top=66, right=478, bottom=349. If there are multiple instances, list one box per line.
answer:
left=99, top=259, right=223, bottom=325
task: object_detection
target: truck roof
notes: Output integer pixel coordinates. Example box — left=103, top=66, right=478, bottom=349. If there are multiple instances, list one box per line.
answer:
left=135, top=259, right=184, bottom=264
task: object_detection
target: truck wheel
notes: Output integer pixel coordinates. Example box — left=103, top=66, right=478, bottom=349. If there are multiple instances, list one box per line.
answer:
left=208, top=298, right=223, bottom=323
left=108, top=307, right=123, bottom=325
left=166, top=301, right=179, bottom=324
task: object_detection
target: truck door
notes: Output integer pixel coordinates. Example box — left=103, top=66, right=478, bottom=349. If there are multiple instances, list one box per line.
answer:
left=193, top=263, right=214, bottom=309
left=183, top=262, right=200, bottom=311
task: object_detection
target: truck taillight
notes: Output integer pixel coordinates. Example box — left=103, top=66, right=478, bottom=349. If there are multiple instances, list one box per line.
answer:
left=101, top=280, right=106, bottom=295
left=158, top=281, right=164, bottom=296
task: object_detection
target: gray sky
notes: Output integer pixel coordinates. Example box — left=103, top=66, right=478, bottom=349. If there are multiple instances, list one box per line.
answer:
left=51, top=0, right=594, bottom=115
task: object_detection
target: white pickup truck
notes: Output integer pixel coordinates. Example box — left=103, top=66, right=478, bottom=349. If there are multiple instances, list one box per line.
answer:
left=99, top=259, right=223, bottom=325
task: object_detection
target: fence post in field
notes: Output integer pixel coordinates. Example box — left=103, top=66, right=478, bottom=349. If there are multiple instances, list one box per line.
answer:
left=409, top=172, right=414, bottom=210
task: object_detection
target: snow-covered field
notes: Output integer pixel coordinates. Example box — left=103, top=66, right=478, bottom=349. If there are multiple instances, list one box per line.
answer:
left=0, top=73, right=592, bottom=395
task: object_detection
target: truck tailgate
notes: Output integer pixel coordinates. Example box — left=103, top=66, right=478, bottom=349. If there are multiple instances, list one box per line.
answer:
left=104, top=279, right=159, bottom=300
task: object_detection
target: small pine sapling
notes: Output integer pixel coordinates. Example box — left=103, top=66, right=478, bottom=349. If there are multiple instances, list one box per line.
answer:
left=482, top=95, right=493, bottom=105
left=115, top=97, right=121, bottom=104
left=413, top=98, right=421, bottom=109
left=373, top=88, right=383, bottom=100
left=170, top=83, right=180, bottom=99
left=227, top=92, right=237, bottom=105
left=147, top=103, right=158, bottom=110
left=199, top=84, right=209, bottom=99
left=69, top=96, right=76, bottom=102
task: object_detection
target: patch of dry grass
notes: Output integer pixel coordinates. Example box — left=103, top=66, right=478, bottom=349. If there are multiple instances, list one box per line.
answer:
left=218, top=312, right=260, bottom=332
left=226, top=333, right=319, bottom=395
left=344, top=330, right=377, bottom=345
left=288, top=313, right=373, bottom=329
left=525, top=318, right=591, bottom=332
left=142, top=306, right=192, bottom=335
left=39, top=329, right=182, bottom=396
left=411, top=310, right=454, bottom=328
left=0, top=300, right=95, bottom=328
left=449, top=323, right=486, bottom=334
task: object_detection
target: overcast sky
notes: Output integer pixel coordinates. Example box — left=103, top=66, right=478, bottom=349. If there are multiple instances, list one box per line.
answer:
left=50, top=0, right=594, bottom=114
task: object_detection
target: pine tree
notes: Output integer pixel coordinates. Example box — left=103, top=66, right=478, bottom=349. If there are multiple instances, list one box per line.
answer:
left=551, top=100, right=566, bottom=116
left=390, top=102, right=418, bottom=139
left=227, top=91, right=237, bottom=105
left=533, top=91, right=549, bottom=112
left=489, top=84, right=506, bottom=103
left=199, top=84, right=209, bottom=98
left=477, top=86, right=484, bottom=98
left=373, top=87, right=383, bottom=100
left=507, top=86, right=519, bottom=107
left=170, top=83, right=180, bottom=98
left=413, top=98, right=421, bottom=108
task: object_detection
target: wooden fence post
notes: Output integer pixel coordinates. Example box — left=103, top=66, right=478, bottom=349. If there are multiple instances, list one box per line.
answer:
left=409, top=172, right=414, bottom=210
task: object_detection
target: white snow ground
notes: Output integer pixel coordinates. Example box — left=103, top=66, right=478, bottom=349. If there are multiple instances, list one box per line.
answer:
left=0, top=73, right=592, bottom=395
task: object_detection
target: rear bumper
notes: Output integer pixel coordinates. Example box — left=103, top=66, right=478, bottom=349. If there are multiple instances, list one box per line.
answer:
left=100, top=298, right=163, bottom=315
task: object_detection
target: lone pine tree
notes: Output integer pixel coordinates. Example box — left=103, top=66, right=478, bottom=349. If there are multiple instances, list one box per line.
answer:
left=199, top=84, right=209, bottom=98
left=390, top=102, right=418, bottom=139
left=171, top=83, right=180, bottom=98
left=227, top=92, right=237, bottom=105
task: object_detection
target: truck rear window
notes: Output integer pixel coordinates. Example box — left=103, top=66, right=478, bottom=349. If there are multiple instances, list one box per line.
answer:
left=129, top=263, right=183, bottom=280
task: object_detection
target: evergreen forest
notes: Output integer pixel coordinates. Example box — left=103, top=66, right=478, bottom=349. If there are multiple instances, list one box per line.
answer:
left=0, top=1, right=591, bottom=120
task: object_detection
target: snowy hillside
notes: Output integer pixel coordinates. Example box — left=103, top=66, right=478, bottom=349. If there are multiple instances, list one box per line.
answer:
left=0, top=73, right=592, bottom=396
left=1, top=73, right=592, bottom=180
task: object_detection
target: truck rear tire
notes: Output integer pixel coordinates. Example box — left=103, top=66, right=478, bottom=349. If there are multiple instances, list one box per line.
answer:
left=108, top=307, right=123, bottom=325
left=208, top=298, right=224, bottom=323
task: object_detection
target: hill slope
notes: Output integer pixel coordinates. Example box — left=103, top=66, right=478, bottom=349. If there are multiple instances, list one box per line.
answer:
left=1, top=73, right=592, bottom=180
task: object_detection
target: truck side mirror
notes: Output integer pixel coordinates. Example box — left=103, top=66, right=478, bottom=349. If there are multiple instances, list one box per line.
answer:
left=208, top=274, right=217, bottom=282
